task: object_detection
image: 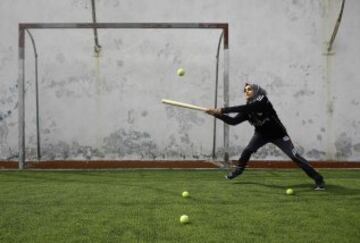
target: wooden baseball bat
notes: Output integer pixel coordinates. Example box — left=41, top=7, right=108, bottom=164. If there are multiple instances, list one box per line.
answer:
left=161, top=99, right=208, bottom=111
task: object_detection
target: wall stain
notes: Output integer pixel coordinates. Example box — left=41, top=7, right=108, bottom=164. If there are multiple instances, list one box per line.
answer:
left=99, top=0, right=120, bottom=8
left=157, top=42, right=181, bottom=65
left=56, top=53, right=65, bottom=64
left=306, top=149, right=326, bottom=159
left=127, top=110, right=135, bottom=124
left=25, top=141, right=106, bottom=160
left=165, top=106, right=205, bottom=128
left=0, top=110, right=11, bottom=121
left=103, top=129, right=158, bottom=159
left=71, top=0, right=90, bottom=9
left=141, top=111, right=148, bottom=117
left=0, top=123, right=11, bottom=158
left=335, top=132, right=352, bottom=159
left=351, top=99, right=359, bottom=106
left=294, top=89, right=315, bottom=98
left=0, top=46, right=14, bottom=71
left=353, top=143, right=360, bottom=152
left=45, top=75, right=119, bottom=99
left=116, top=60, right=124, bottom=67
left=165, top=106, right=206, bottom=153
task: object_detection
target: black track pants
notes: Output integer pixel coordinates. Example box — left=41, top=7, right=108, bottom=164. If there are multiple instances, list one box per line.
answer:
left=237, top=133, right=323, bottom=182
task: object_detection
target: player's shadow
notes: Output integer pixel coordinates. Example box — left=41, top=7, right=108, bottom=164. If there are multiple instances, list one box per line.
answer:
left=234, top=181, right=360, bottom=195
left=317, top=184, right=360, bottom=196
left=233, top=181, right=293, bottom=189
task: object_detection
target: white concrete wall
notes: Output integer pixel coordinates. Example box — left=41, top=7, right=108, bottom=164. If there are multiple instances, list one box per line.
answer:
left=0, top=0, right=359, bottom=161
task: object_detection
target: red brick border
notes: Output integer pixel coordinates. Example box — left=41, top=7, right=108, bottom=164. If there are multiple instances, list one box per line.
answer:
left=1, top=160, right=360, bottom=169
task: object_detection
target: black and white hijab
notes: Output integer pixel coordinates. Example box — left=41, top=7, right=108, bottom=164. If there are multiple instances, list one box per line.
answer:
left=245, top=83, right=267, bottom=104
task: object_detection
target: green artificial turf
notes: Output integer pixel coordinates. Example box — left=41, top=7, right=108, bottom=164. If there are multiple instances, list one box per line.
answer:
left=0, top=169, right=359, bottom=242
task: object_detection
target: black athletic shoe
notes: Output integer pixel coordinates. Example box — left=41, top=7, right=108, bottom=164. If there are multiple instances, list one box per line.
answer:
left=314, top=180, right=326, bottom=191
left=225, top=166, right=243, bottom=180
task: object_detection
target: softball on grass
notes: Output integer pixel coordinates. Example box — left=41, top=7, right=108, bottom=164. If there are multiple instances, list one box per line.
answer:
left=286, top=188, right=294, bottom=195
left=182, top=191, right=190, bottom=198
left=180, top=215, right=189, bottom=224
left=177, top=68, right=185, bottom=77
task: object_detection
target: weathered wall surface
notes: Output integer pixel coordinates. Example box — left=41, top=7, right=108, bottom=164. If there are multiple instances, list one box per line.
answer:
left=0, top=0, right=359, bottom=161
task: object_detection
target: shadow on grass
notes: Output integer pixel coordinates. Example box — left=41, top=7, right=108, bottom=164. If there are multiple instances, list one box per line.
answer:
left=320, top=184, right=360, bottom=196
left=233, top=181, right=360, bottom=196
left=234, top=181, right=280, bottom=187
left=232, top=181, right=313, bottom=194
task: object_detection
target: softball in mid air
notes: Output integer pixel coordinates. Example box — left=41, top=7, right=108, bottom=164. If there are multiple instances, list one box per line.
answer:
left=177, top=68, right=185, bottom=77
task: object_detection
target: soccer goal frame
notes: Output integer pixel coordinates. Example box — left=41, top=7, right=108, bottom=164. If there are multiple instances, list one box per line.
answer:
left=17, top=22, right=230, bottom=169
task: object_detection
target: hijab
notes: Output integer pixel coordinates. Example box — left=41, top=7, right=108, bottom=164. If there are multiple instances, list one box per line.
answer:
left=245, top=83, right=267, bottom=103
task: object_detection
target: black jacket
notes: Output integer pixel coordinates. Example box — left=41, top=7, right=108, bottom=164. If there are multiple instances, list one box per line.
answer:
left=215, top=95, right=288, bottom=139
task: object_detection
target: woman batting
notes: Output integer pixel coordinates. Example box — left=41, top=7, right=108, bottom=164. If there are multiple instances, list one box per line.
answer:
left=206, top=83, right=325, bottom=190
